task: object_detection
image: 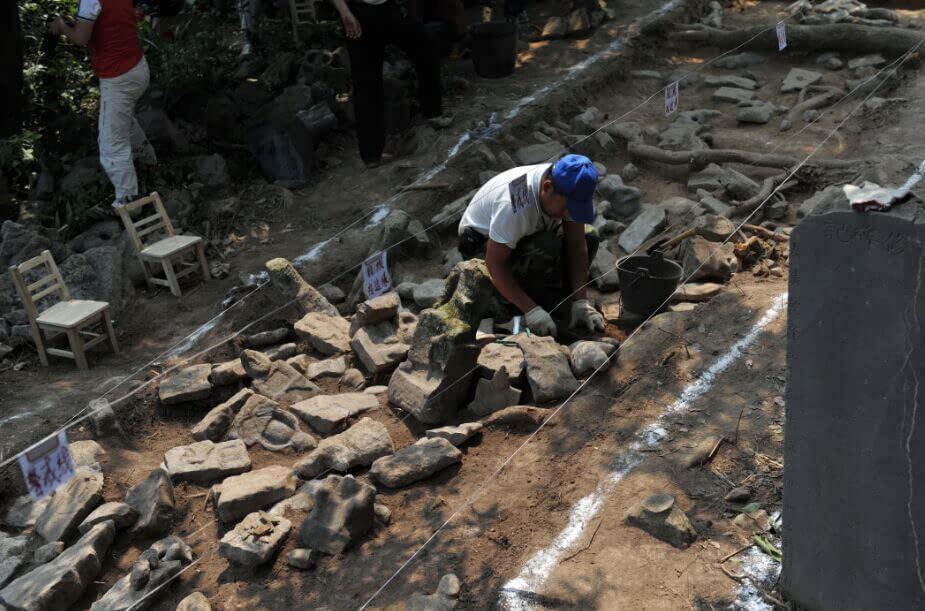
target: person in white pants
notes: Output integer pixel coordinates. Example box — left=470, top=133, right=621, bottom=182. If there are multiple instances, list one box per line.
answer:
left=49, top=0, right=155, bottom=208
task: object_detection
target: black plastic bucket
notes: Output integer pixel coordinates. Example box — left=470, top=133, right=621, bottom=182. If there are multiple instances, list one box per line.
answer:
left=616, top=251, right=683, bottom=317
left=469, top=22, right=517, bottom=79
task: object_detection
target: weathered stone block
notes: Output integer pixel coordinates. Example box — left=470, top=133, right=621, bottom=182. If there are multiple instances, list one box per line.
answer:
left=387, top=260, right=493, bottom=424
left=215, top=465, right=299, bottom=523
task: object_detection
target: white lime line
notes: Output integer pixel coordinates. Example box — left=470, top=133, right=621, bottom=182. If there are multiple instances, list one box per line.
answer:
left=499, top=293, right=788, bottom=609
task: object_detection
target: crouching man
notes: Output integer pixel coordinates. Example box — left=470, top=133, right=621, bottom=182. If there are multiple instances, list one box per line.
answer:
left=457, top=153, right=605, bottom=337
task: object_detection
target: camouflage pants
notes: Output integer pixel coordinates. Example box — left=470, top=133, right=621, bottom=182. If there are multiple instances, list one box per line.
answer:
left=460, top=226, right=598, bottom=318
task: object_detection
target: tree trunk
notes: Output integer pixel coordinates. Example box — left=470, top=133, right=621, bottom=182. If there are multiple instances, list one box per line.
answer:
left=0, top=0, right=24, bottom=138
left=669, top=23, right=925, bottom=57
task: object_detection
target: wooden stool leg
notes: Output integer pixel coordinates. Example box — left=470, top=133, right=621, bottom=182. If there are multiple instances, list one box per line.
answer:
left=102, top=310, right=119, bottom=353
left=66, top=328, right=89, bottom=370
left=161, top=258, right=182, bottom=297
left=139, top=257, right=156, bottom=291
left=195, top=243, right=211, bottom=282
left=32, top=323, right=49, bottom=367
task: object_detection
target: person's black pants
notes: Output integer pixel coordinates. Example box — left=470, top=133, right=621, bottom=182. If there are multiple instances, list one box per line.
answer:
left=345, top=1, right=442, bottom=164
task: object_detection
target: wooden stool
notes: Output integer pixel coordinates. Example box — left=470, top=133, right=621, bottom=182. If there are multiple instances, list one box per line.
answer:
left=116, top=192, right=210, bottom=297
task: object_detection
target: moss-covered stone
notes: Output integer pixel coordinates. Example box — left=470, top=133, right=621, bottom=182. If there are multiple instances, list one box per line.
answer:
left=388, top=260, right=493, bottom=424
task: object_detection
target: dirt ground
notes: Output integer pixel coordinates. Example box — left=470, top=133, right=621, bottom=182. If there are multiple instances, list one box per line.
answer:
left=3, top=0, right=925, bottom=609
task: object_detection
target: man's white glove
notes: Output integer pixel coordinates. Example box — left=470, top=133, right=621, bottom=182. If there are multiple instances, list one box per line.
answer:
left=570, top=299, right=605, bottom=333
left=525, top=306, right=557, bottom=337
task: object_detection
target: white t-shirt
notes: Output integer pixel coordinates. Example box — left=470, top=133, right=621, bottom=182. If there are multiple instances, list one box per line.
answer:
left=458, top=164, right=561, bottom=249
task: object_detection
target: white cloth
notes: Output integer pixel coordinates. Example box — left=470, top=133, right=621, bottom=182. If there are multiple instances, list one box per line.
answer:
left=98, top=56, right=150, bottom=202
left=459, top=163, right=561, bottom=249
left=77, top=0, right=101, bottom=20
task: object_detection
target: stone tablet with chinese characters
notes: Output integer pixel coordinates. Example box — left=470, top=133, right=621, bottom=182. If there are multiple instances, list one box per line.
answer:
left=783, top=196, right=925, bottom=610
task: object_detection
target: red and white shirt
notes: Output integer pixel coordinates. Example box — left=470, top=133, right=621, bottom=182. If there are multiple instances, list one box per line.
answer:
left=77, top=0, right=144, bottom=78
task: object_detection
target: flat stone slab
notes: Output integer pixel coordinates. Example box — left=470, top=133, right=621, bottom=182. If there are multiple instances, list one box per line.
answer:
left=847, top=54, right=885, bottom=70
left=618, top=205, right=667, bottom=253
left=306, top=356, right=346, bottom=380
left=687, top=163, right=723, bottom=192
left=515, top=335, right=580, bottom=403
left=192, top=388, right=253, bottom=442
left=736, top=102, right=774, bottom=124
left=712, top=86, right=756, bottom=104
left=350, top=321, right=409, bottom=374
left=476, top=343, right=525, bottom=380
left=352, top=292, right=400, bottom=330
left=219, top=511, right=291, bottom=566
left=294, top=417, right=394, bottom=478
left=159, top=364, right=212, bottom=405
left=299, top=475, right=376, bottom=555
left=164, top=439, right=251, bottom=485
left=781, top=68, right=823, bottom=93
left=369, top=438, right=462, bottom=488
left=36, top=467, right=103, bottom=543
left=78, top=502, right=138, bottom=534
left=425, top=422, right=483, bottom=446
left=672, top=282, right=723, bottom=303
left=0, top=521, right=115, bottom=611
left=291, top=393, right=379, bottom=435
left=294, top=312, right=350, bottom=356
left=705, top=75, right=757, bottom=90
left=214, top=465, right=299, bottom=523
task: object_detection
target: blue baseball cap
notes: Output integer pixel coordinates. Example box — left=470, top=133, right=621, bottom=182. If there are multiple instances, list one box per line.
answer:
left=551, top=154, right=598, bottom=224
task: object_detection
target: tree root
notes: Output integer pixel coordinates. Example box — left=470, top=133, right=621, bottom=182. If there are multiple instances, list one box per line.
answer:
left=669, top=23, right=925, bottom=56
left=787, top=86, right=844, bottom=123
left=627, top=143, right=859, bottom=171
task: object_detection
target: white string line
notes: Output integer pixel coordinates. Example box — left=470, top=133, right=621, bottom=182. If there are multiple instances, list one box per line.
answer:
left=549, top=45, right=919, bottom=314
left=355, top=39, right=923, bottom=610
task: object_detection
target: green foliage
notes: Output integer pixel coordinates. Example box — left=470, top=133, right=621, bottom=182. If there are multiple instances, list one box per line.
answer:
left=0, top=130, right=41, bottom=195
left=139, top=14, right=222, bottom=113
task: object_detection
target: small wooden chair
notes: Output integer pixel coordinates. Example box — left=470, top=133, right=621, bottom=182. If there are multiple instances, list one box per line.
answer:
left=116, top=192, right=210, bottom=297
left=9, top=250, right=119, bottom=370
left=289, top=0, right=316, bottom=43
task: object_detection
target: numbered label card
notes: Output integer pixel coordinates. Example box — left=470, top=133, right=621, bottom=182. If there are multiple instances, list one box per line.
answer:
left=362, top=250, right=392, bottom=299
left=19, top=431, right=75, bottom=500
left=509, top=174, right=531, bottom=215
left=776, top=21, right=787, bottom=51
left=665, top=81, right=679, bottom=115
